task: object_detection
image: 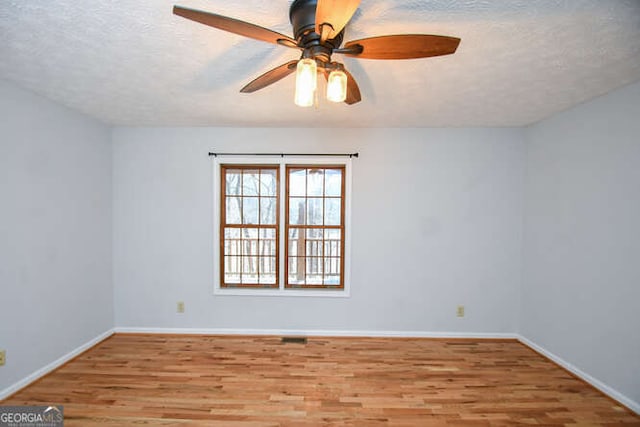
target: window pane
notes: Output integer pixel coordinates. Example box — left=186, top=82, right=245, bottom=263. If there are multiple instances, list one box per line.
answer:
left=288, top=228, right=303, bottom=257
left=307, top=169, right=324, bottom=196
left=242, top=197, right=259, bottom=224
left=288, top=257, right=305, bottom=285
left=238, top=229, right=257, bottom=262
left=289, top=197, right=306, bottom=225
left=306, top=256, right=323, bottom=284
left=225, top=197, right=242, bottom=224
left=241, top=233, right=258, bottom=256
left=260, top=169, right=277, bottom=197
left=325, top=169, right=342, bottom=196
left=260, top=228, right=275, bottom=240
left=324, top=198, right=341, bottom=225
left=288, top=239, right=300, bottom=257
left=225, top=228, right=241, bottom=239
left=324, top=238, right=340, bottom=258
left=259, top=228, right=276, bottom=257
left=324, top=257, right=341, bottom=285
left=241, top=256, right=257, bottom=281
left=225, top=170, right=242, bottom=196
left=289, top=169, right=306, bottom=196
left=242, top=170, right=260, bottom=196
left=224, top=228, right=241, bottom=257
left=324, top=229, right=341, bottom=258
left=306, top=228, right=323, bottom=257
left=244, top=228, right=259, bottom=239
left=307, top=198, right=323, bottom=225
left=224, top=238, right=241, bottom=257
left=259, top=257, right=277, bottom=284
left=306, top=228, right=323, bottom=239
left=260, top=197, right=277, bottom=225
left=224, top=256, right=241, bottom=284
left=324, top=229, right=341, bottom=240
left=323, top=277, right=340, bottom=286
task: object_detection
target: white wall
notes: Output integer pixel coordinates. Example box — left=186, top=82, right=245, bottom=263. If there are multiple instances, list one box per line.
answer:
left=0, top=80, right=113, bottom=393
left=113, top=127, right=524, bottom=334
left=522, top=81, right=640, bottom=406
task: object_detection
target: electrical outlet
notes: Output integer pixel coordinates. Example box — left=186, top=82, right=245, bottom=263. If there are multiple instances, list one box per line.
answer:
left=0, top=350, right=6, bottom=366
left=456, top=305, right=465, bottom=317
left=177, top=301, right=185, bottom=313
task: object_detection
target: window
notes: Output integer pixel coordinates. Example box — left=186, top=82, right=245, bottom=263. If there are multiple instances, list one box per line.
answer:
left=220, top=165, right=279, bottom=288
left=213, top=157, right=351, bottom=296
left=286, top=166, right=345, bottom=289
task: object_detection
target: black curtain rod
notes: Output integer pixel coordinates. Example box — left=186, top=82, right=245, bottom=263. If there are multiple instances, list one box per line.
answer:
left=208, top=152, right=358, bottom=158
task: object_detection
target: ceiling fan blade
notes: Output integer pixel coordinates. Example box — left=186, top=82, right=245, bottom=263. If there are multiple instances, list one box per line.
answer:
left=342, top=34, right=460, bottom=60
left=173, top=6, right=297, bottom=47
left=343, top=68, right=361, bottom=105
left=315, top=0, right=361, bottom=43
left=240, top=61, right=298, bottom=93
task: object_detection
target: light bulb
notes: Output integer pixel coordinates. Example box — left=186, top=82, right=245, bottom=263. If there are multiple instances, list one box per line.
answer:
left=326, top=70, right=347, bottom=103
left=294, top=58, right=317, bottom=107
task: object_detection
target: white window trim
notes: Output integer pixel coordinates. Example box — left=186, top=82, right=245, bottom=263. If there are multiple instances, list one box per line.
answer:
left=212, top=155, right=352, bottom=298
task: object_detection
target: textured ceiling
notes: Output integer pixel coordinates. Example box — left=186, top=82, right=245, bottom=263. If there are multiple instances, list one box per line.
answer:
left=1, top=0, right=640, bottom=127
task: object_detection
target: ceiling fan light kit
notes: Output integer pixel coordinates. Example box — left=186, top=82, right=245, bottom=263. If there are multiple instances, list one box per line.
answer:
left=294, top=57, right=317, bottom=107
left=326, top=69, right=347, bottom=103
left=173, top=0, right=460, bottom=108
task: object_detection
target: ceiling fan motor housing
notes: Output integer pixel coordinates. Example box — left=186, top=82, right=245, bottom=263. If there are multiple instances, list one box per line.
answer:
left=290, top=0, right=344, bottom=62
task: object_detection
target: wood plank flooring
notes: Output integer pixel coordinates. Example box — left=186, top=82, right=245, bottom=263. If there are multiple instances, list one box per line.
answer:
left=3, top=334, right=639, bottom=426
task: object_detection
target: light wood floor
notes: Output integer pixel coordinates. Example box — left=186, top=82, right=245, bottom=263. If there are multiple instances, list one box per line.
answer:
left=3, top=334, right=639, bottom=426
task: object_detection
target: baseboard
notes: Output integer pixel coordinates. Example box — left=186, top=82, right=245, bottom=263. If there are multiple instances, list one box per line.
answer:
left=0, top=329, right=115, bottom=401
left=518, top=335, right=639, bottom=415
left=114, top=326, right=517, bottom=339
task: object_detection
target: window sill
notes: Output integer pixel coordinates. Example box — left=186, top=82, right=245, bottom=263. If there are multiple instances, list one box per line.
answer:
left=213, top=288, right=350, bottom=298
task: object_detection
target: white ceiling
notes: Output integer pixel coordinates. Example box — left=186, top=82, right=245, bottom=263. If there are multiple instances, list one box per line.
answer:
left=1, top=0, right=640, bottom=127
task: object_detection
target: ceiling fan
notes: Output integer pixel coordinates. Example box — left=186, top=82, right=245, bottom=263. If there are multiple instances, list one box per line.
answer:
left=173, top=0, right=460, bottom=107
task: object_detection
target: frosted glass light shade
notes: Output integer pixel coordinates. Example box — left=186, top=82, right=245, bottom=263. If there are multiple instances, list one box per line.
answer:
left=294, top=58, right=317, bottom=107
left=326, top=70, right=347, bottom=103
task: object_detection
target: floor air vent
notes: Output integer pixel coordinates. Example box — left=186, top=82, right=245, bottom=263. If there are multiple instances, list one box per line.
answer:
left=281, top=336, right=307, bottom=344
